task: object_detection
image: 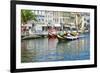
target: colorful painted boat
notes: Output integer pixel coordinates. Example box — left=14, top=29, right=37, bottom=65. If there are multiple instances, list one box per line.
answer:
left=57, top=32, right=80, bottom=41
left=57, top=35, right=65, bottom=40
left=65, top=35, right=79, bottom=40
left=48, top=27, right=57, bottom=38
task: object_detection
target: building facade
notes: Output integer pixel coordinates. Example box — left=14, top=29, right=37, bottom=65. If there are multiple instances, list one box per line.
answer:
left=28, top=10, right=90, bottom=32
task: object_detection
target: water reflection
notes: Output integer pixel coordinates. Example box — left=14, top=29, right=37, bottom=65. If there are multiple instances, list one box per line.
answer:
left=21, top=34, right=90, bottom=63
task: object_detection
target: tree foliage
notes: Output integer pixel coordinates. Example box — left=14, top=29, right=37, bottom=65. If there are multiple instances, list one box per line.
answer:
left=21, top=9, right=37, bottom=25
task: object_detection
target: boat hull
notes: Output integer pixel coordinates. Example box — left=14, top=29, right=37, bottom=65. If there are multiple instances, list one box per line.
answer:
left=57, top=34, right=80, bottom=41
left=65, top=36, right=79, bottom=40
left=48, top=34, right=57, bottom=38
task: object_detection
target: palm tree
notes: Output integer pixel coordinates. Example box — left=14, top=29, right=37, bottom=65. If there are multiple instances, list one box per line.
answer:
left=21, top=9, right=37, bottom=25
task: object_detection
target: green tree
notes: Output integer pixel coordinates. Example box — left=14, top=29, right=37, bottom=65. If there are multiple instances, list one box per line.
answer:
left=21, top=9, right=37, bottom=25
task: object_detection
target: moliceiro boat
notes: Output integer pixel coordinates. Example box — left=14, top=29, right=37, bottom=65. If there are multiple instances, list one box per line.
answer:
left=48, top=27, right=57, bottom=38
left=57, top=31, right=80, bottom=41
left=64, top=33, right=79, bottom=40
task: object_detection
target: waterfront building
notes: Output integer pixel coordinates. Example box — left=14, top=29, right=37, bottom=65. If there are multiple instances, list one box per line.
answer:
left=78, top=13, right=90, bottom=32
left=23, top=10, right=90, bottom=34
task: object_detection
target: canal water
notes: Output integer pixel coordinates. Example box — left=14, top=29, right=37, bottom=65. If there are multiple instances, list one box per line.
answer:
left=21, top=33, right=90, bottom=63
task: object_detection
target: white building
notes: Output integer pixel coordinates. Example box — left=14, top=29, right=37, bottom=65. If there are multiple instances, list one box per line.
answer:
left=31, top=10, right=89, bottom=32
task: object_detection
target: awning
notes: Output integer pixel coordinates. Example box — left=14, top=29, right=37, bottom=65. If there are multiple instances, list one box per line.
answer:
left=54, top=24, right=61, bottom=27
left=22, top=24, right=32, bottom=27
